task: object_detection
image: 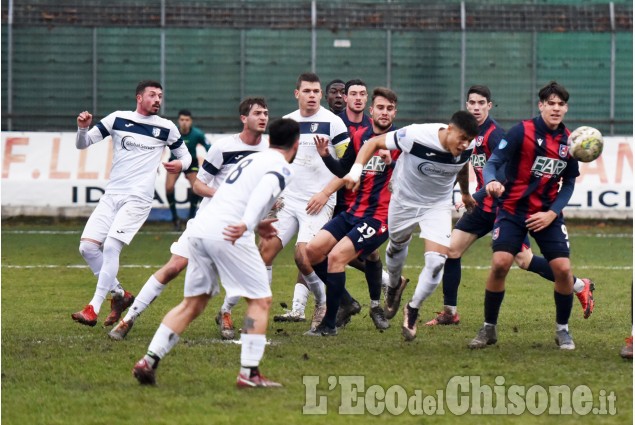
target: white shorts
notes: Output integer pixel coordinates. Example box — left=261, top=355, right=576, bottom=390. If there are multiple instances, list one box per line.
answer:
left=81, top=193, right=152, bottom=245
left=183, top=236, right=271, bottom=299
left=170, top=219, right=194, bottom=259
left=388, top=199, right=452, bottom=248
left=273, top=196, right=333, bottom=246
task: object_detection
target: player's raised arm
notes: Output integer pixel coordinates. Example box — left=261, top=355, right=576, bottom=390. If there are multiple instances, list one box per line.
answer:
left=164, top=136, right=192, bottom=174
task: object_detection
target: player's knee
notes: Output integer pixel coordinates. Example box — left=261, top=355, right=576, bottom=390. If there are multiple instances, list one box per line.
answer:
left=162, top=255, right=188, bottom=281
left=250, top=297, right=272, bottom=312
left=386, top=237, right=410, bottom=258
left=79, top=240, right=101, bottom=260
left=305, top=242, right=322, bottom=266
left=102, top=237, right=124, bottom=258
left=491, top=255, right=513, bottom=279
left=424, top=251, right=447, bottom=281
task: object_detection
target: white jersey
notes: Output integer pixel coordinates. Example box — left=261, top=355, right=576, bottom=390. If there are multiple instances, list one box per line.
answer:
left=196, top=133, right=269, bottom=210
left=283, top=107, right=349, bottom=204
left=189, top=149, right=294, bottom=241
left=79, top=110, right=190, bottom=202
left=385, top=123, right=474, bottom=207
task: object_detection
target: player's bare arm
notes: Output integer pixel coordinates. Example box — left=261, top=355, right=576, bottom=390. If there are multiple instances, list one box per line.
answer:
left=343, top=133, right=388, bottom=190
left=455, top=163, right=475, bottom=212
left=306, top=175, right=344, bottom=215
left=192, top=177, right=216, bottom=198
left=163, top=160, right=183, bottom=174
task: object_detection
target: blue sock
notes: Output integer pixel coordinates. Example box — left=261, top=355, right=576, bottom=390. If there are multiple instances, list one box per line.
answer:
left=443, top=258, right=461, bottom=306
left=484, top=290, right=505, bottom=325
left=527, top=255, right=555, bottom=281
left=323, top=272, right=346, bottom=329
left=554, top=291, right=574, bottom=325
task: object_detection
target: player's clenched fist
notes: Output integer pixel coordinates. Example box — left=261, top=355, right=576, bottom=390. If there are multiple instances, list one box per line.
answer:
left=77, top=111, right=92, bottom=129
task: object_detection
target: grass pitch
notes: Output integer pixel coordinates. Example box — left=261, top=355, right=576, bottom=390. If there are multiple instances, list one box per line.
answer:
left=1, top=219, right=633, bottom=424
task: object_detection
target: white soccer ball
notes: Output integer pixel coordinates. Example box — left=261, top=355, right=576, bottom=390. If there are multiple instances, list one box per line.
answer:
left=568, top=126, right=604, bottom=163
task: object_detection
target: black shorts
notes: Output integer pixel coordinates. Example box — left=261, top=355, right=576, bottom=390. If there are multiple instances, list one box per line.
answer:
left=322, top=212, right=388, bottom=259
left=456, top=206, right=531, bottom=248
left=492, top=209, right=569, bottom=261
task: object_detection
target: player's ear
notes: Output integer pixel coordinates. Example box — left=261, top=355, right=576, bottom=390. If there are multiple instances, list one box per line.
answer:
left=294, top=90, right=300, bottom=100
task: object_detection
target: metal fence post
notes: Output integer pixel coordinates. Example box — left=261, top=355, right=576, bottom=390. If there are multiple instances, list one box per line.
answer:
left=7, top=0, right=13, bottom=130
left=160, top=0, right=166, bottom=115
left=460, top=1, right=466, bottom=110
left=610, top=2, right=616, bottom=136
left=386, top=0, right=392, bottom=88
left=311, top=1, right=316, bottom=73
left=92, top=27, right=98, bottom=115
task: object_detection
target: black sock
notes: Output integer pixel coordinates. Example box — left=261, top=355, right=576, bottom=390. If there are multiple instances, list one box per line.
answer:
left=166, top=190, right=178, bottom=222
left=364, top=258, right=383, bottom=302
left=188, top=188, right=201, bottom=219
left=527, top=255, right=555, bottom=281
left=313, top=259, right=328, bottom=284
left=443, top=257, right=461, bottom=306
left=484, top=290, right=505, bottom=325
left=323, top=272, right=346, bottom=329
left=554, top=291, right=574, bottom=325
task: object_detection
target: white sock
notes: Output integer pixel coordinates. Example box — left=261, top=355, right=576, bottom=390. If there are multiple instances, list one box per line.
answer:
left=556, top=323, right=569, bottom=332
left=291, top=283, right=310, bottom=314
left=147, top=323, right=180, bottom=359
left=79, top=240, right=124, bottom=296
left=381, top=269, right=390, bottom=287
left=123, top=274, right=166, bottom=322
left=88, top=238, right=123, bottom=314
left=573, top=278, right=584, bottom=293
left=303, top=272, right=326, bottom=305
left=444, top=305, right=457, bottom=315
left=266, top=266, right=273, bottom=286
left=385, top=239, right=410, bottom=288
left=240, top=333, right=266, bottom=368
left=222, top=296, right=240, bottom=314
left=409, top=252, right=447, bottom=309
left=370, top=300, right=380, bottom=308
left=484, top=322, right=495, bottom=327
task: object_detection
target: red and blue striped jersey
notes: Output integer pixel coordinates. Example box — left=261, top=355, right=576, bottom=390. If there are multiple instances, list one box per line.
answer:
left=339, top=125, right=400, bottom=223
left=494, top=116, right=579, bottom=218
left=469, top=117, right=506, bottom=213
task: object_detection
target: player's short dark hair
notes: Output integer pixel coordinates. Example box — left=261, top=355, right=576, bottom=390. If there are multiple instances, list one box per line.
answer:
left=467, top=85, right=491, bottom=102
left=449, top=110, right=479, bottom=139
left=269, top=118, right=300, bottom=150
left=136, top=80, right=162, bottom=96
left=296, top=72, right=321, bottom=89
left=344, top=79, right=367, bottom=94
left=372, top=87, right=397, bottom=104
left=538, top=81, right=569, bottom=103
left=178, top=109, right=192, bottom=118
left=238, top=97, right=268, bottom=116
left=326, top=79, right=345, bottom=92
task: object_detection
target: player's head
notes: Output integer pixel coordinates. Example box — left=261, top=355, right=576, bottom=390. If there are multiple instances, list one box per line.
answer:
left=538, top=81, right=569, bottom=130
left=466, top=85, right=492, bottom=126
left=177, top=109, right=193, bottom=133
left=344, top=79, right=368, bottom=114
left=269, top=118, right=300, bottom=161
left=295, top=72, right=322, bottom=116
left=444, top=110, right=479, bottom=156
left=135, top=80, right=163, bottom=116
left=369, top=87, right=397, bottom=132
left=239, top=97, right=269, bottom=134
left=325, top=79, right=346, bottom=114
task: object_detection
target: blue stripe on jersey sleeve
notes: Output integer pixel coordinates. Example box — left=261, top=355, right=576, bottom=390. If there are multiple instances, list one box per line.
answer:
left=409, top=143, right=471, bottom=164
left=222, top=150, right=260, bottom=166
left=169, top=139, right=184, bottom=150
left=331, top=131, right=349, bottom=145
left=112, top=117, right=170, bottom=141
left=266, top=171, right=286, bottom=192
left=299, top=121, right=331, bottom=135
left=95, top=122, right=110, bottom=138
left=393, top=132, right=401, bottom=150
left=202, top=159, right=220, bottom=175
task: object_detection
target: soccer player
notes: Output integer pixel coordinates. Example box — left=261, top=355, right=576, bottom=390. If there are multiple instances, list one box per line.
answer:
left=71, top=80, right=192, bottom=328
left=343, top=110, right=479, bottom=342
left=132, top=118, right=299, bottom=388
left=306, top=87, right=400, bottom=334
left=468, top=81, right=580, bottom=350
left=108, top=98, right=269, bottom=341
left=165, top=109, right=210, bottom=229
left=325, top=79, right=346, bottom=114
left=338, top=79, right=373, bottom=136
left=425, top=85, right=595, bottom=326
left=257, top=72, right=350, bottom=332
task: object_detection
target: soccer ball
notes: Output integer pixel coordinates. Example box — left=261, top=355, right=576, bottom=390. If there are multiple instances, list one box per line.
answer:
left=568, top=126, right=604, bottom=163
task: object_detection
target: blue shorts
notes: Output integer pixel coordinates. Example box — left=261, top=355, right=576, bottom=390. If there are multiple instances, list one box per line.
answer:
left=322, top=212, right=388, bottom=259
left=491, top=210, right=569, bottom=261
left=456, top=207, right=530, bottom=248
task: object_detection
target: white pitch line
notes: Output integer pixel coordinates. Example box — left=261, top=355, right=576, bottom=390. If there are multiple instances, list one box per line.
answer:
left=3, top=264, right=632, bottom=270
